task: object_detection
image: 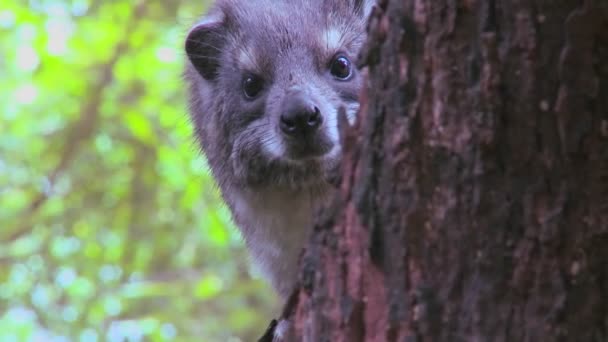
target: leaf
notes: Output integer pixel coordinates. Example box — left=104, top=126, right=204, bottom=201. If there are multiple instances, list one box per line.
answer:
left=124, top=110, right=155, bottom=144
left=194, top=274, right=223, bottom=300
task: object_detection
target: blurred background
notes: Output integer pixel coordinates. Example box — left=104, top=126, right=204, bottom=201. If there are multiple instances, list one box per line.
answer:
left=0, top=1, right=277, bottom=341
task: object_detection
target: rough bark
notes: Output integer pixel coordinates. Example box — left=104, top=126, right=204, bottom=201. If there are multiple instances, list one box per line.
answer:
left=290, top=0, right=608, bottom=341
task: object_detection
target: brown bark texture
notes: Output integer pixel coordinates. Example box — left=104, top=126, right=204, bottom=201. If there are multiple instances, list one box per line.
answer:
left=290, top=0, right=608, bottom=341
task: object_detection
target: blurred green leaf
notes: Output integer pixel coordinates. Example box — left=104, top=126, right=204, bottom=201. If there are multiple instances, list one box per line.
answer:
left=124, top=110, right=156, bottom=144
left=194, top=274, right=223, bottom=300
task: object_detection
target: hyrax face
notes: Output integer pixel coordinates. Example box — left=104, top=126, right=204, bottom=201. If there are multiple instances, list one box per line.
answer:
left=185, top=0, right=371, bottom=190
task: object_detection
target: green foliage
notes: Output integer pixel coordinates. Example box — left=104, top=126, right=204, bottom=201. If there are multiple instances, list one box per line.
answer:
left=0, top=1, right=277, bottom=341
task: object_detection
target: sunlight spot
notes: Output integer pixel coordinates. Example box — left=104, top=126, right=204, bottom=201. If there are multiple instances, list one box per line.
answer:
left=9, top=264, right=29, bottom=284
left=31, top=285, right=51, bottom=308
left=18, top=23, right=37, bottom=40
left=51, top=236, right=82, bottom=258
left=44, top=2, right=69, bottom=16
left=72, top=1, right=89, bottom=16
left=27, top=254, right=45, bottom=273
left=32, top=331, right=54, bottom=342
left=6, top=306, right=37, bottom=323
left=107, top=320, right=143, bottom=342
left=51, top=336, right=70, bottom=342
left=14, top=84, right=38, bottom=104
left=129, top=272, right=144, bottom=282
left=160, top=323, right=177, bottom=339
left=95, top=133, right=114, bottom=153
left=62, top=306, right=79, bottom=322
left=156, top=46, right=178, bottom=63
left=55, top=267, right=77, bottom=288
left=99, top=264, right=122, bottom=283
left=0, top=10, right=15, bottom=28
left=104, top=297, right=122, bottom=316
left=79, top=329, right=99, bottom=342
left=15, top=46, right=40, bottom=72
left=46, top=18, right=74, bottom=55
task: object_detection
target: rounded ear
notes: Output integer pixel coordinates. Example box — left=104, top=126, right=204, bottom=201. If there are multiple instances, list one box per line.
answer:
left=354, top=0, right=375, bottom=19
left=185, top=14, right=225, bottom=81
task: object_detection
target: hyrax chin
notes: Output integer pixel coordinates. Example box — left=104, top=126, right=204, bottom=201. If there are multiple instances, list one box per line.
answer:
left=184, top=0, right=372, bottom=299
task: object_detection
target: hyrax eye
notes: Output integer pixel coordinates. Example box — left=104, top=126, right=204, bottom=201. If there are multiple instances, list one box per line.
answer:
left=242, top=74, right=264, bottom=99
left=330, top=55, right=352, bottom=80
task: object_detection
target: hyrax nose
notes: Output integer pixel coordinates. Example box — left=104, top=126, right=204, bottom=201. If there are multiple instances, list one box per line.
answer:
left=280, top=93, right=323, bottom=137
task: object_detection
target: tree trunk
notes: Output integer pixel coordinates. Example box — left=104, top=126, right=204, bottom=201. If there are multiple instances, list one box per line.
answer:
left=290, top=0, right=608, bottom=341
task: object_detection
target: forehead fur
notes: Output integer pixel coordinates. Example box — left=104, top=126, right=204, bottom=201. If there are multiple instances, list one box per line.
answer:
left=216, top=0, right=368, bottom=71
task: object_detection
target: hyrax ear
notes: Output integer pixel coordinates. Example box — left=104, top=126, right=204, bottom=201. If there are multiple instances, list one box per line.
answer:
left=185, top=14, right=225, bottom=81
left=354, top=0, right=375, bottom=19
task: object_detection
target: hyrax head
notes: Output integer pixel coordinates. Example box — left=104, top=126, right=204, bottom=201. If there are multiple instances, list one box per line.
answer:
left=185, top=0, right=372, bottom=190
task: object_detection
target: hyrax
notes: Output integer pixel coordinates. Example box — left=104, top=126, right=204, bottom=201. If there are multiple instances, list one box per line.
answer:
left=184, top=0, right=373, bottom=299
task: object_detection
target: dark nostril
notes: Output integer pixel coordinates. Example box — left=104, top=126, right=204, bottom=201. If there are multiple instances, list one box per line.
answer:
left=280, top=115, right=296, bottom=132
left=307, top=107, right=321, bottom=127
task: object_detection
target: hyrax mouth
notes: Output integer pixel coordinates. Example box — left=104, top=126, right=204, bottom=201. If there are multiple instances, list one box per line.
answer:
left=282, top=135, right=335, bottom=161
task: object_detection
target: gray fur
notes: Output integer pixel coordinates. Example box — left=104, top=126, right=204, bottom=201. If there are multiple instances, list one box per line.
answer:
left=185, top=0, right=372, bottom=299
